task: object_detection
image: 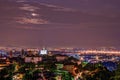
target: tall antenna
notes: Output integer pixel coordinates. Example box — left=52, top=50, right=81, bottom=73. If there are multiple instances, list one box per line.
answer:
left=41, top=40, right=46, bottom=49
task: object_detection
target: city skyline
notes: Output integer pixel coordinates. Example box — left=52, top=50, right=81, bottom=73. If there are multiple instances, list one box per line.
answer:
left=0, top=0, right=120, bottom=48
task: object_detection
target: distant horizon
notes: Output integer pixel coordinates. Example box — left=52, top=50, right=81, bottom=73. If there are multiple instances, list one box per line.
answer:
left=0, top=45, right=120, bottom=50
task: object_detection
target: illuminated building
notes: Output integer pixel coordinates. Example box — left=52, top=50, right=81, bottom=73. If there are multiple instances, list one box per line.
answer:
left=40, top=48, right=47, bottom=55
left=25, top=56, right=42, bottom=63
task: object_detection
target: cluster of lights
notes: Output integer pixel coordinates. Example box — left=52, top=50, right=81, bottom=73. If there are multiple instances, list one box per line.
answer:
left=78, top=50, right=120, bottom=54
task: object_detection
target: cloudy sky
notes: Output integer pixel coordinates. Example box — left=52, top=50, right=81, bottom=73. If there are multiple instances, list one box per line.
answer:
left=0, top=0, right=120, bottom=48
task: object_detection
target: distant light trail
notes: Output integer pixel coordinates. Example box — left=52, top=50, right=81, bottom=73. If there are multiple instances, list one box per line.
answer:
left=78, top=50, right=120, bottom=54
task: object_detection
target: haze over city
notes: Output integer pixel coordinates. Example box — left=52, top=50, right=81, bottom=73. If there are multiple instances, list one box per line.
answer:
left=0, top=0, right=120, bottom=48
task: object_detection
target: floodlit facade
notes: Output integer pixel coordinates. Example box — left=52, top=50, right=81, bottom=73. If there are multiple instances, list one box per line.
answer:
left=40, top=48, right=47, bottom=55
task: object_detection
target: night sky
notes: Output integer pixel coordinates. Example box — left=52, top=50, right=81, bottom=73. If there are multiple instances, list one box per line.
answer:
left=0, top=0, right=120, bottom=48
